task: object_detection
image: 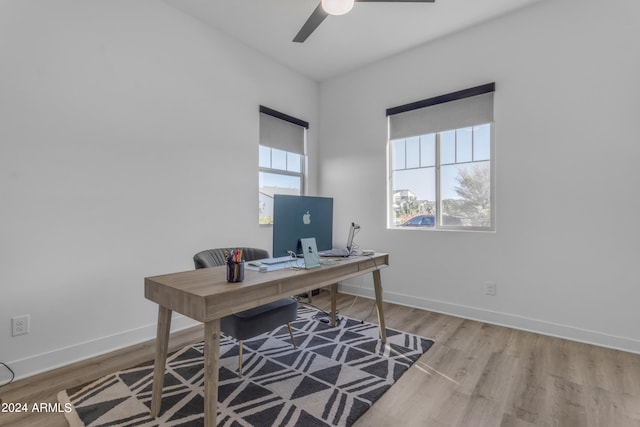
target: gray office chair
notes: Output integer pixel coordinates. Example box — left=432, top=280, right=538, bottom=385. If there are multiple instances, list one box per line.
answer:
left=193, top=248, right=297, bottom=376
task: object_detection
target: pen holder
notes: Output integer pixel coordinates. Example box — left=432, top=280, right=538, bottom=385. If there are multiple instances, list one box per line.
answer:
left=226, top=261, right=244, bottom=283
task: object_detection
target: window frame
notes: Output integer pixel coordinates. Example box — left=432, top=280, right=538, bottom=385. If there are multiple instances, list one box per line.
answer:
left=259, top=146, right=306, bottom=194
left=389, top=126, right=495, bottom=232
left=258, top=106, right=309, bottom=225
left=386, top=84, right=495, bottom=232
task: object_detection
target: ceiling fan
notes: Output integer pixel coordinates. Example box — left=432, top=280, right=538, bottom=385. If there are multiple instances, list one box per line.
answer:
left=293, top=0, right=435, bottom=43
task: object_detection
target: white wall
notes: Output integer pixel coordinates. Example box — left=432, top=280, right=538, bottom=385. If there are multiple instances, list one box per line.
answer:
left=0, top=0, right=318, bottom=379
left=319, top=0, right=640, bottom=352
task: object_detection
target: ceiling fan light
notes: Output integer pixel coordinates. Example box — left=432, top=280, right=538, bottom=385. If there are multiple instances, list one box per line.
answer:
left=321, top=0, right=355, bottom=16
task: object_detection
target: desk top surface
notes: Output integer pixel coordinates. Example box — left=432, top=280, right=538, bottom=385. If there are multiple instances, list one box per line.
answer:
left=144, top=253, right=388, bottom=322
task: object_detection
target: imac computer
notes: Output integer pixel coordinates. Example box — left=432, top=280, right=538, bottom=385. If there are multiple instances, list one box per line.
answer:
left=272, top=195, right=333, bottom=258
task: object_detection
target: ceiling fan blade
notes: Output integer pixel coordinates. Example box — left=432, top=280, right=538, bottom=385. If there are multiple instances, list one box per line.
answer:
left=293, top=3, right=329, bottom=43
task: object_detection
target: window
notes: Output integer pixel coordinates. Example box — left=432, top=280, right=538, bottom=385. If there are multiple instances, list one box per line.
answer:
left=387, top=83, right=495, bottom=231
left=258, top=106, right=308, bottom=224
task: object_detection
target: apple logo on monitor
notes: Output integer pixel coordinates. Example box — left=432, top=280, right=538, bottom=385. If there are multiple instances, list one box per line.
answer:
left=303, top=210, right=311, bottom=225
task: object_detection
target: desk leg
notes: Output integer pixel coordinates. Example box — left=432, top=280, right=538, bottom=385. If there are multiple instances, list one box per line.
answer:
left=372, top=269, right=387, bottom=343
left=330, top=283, right=338, bottom=327
left=203, top=319, right=221, bottom=427
left=151, top=306, right=172, bottom=418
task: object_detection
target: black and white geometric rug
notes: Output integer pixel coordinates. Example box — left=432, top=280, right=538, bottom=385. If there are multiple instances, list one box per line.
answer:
left=59, top=307, right=433, bottom=427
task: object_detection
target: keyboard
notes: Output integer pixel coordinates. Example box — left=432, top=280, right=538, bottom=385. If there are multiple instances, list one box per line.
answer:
left=259, top=256, right=297, bottom=265
left=318, top=248, right=350, bottom=257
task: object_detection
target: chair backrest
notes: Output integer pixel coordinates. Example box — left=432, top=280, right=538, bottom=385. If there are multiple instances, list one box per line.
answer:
left=193, top=247, right=269, bottom=269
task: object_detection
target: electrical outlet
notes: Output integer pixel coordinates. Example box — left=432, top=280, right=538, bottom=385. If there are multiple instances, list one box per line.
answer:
left=485, top=282, right=497, bottom=296
left=12, top=315, right=30, bottom=336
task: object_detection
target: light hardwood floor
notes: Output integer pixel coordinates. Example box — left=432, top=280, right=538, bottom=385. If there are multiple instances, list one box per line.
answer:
left=2, top=291, right=640, bottom=426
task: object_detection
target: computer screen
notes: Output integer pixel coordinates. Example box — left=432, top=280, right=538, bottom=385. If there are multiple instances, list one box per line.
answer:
left=272, top=195, right=333, bottom=257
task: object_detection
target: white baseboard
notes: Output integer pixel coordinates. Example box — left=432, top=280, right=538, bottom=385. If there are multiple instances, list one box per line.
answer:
left=338, top=282, right=640, bottom=355
left=9, top=315, right=199, bottom=381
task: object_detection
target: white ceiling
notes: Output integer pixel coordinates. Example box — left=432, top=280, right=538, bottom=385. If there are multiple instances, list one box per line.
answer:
left=165, top=0, right=543, bottom=82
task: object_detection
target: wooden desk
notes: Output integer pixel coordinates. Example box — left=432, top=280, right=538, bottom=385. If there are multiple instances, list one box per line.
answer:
left=144, top=253, right=389, bottom=427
